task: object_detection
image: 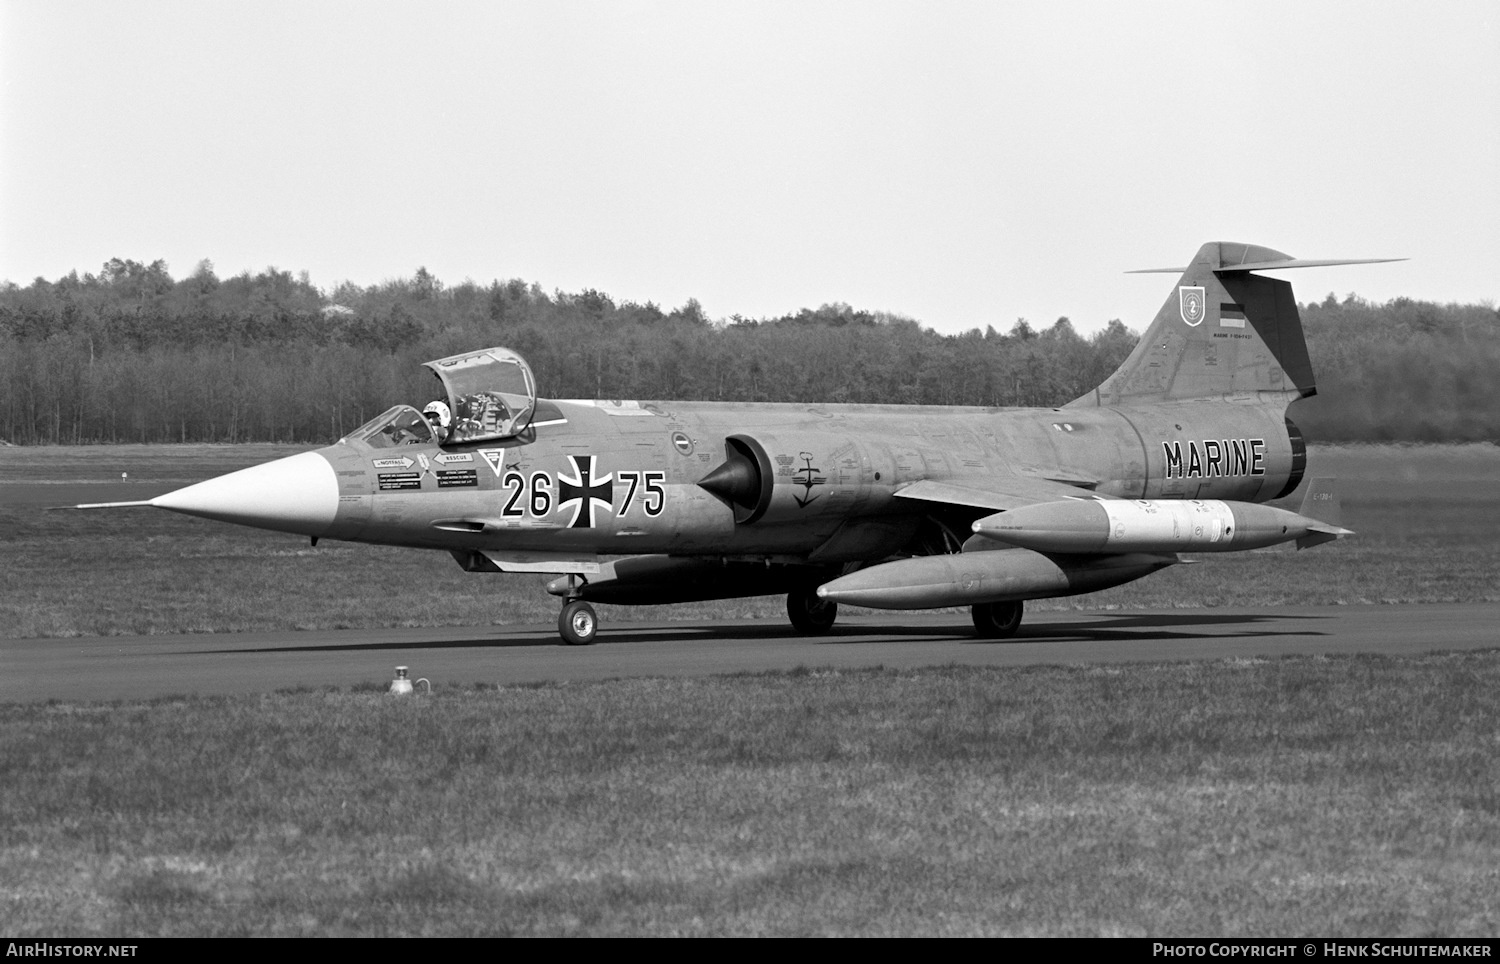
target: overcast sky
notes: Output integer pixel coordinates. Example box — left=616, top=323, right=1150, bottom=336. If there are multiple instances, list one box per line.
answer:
left=3, top=1, right=1496, bottom=334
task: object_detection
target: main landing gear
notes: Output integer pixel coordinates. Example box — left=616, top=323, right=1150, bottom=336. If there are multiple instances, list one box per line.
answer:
left=558, top=599, right=598, bottom=646
left=971, top=600, right=1023, bottom=639
left=553, top=573, right=599, bottom=645
left=787, top=586, right=838, bottom=634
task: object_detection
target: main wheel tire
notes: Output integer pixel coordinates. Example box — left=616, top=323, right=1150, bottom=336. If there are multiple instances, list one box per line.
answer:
left=787, top=587, right=838, bottom=634
left=559, top=600, right=599, bottom=646
left=972, top=600, right=1023, bottom=639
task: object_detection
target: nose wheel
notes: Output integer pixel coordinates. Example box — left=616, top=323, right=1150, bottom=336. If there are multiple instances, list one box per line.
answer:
left=559, top=600, right=598, bottom=646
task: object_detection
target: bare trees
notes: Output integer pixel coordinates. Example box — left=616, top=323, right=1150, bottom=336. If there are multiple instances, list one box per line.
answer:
left=1, top=261, right=1493, bottom=444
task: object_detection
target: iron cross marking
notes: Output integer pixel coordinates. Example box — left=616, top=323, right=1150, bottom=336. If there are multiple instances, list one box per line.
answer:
left=558, top=455, right=614, bottom=528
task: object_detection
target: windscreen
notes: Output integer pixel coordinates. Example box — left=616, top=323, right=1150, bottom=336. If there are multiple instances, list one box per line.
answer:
left=344, top=405, right=436, bottom=448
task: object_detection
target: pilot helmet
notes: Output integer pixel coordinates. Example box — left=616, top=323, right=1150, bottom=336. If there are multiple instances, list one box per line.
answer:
left=422, top=400, right=452, bottom=428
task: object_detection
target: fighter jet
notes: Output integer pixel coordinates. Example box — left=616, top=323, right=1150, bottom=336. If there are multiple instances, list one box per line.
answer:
left=74, top=242, right=1392, bottom=644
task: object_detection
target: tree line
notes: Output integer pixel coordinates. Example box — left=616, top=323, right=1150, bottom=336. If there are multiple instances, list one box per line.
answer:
left=1, top=259, right=1495, bottom=445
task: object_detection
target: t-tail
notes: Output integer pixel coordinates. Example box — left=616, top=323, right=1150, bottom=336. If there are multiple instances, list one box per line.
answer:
left=1069, top=242, right=1401, bottom=408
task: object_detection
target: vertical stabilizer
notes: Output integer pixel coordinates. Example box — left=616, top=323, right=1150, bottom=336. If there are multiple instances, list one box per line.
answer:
left=1070, top=242, right=1318, bottom=408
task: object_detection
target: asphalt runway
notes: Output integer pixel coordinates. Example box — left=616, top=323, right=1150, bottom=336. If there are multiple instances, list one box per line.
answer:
left=3, top=603, right=1495, bottom=703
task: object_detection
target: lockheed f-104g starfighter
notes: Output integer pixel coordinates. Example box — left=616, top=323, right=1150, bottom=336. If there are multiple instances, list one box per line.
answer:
left=74, top=242, right=1394, bottom=644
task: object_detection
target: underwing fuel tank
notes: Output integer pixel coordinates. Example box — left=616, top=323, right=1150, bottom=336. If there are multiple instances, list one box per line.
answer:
left=815, top=548, right=1177, bottom=609
left=969, top=498, right=1352, bottom=554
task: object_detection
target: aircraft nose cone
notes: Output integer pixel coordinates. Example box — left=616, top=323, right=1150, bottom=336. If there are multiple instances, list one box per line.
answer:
left=152, top=450, right=338, bottom=537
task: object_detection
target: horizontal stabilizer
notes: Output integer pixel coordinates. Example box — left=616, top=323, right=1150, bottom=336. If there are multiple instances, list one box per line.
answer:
left=1129, top=240, right=1405, bottom=275
left=1130, top=257, right=1404, bottom=274
left=1214, top=257, right=1405, bottom=273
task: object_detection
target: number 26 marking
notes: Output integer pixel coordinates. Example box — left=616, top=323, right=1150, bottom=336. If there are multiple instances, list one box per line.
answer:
left=499, top=471, right=553, bottom=518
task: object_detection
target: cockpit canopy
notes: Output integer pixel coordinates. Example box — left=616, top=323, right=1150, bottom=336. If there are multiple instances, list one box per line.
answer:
left=341, top=346, right=539, bottom=450
left=423, top=347, right=538, bottom=444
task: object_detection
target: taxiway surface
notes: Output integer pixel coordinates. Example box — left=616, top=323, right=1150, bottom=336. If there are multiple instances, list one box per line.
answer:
left=4, top=603, right=1495, bottom=703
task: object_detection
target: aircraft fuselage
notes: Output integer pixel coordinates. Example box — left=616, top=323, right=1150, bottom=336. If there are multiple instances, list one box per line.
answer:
left=312, top=397, right=1300, bottom=563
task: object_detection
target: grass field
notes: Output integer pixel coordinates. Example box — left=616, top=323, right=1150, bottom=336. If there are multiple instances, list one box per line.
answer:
left=2, top=443, right=1497, bottom=639
left=3, top=656, right=1497, bottom=936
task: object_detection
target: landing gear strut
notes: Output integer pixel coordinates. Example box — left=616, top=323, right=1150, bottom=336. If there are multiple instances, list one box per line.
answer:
left=787, top=587, right=838, bottom=634
left=559, top=599, right=598, bottom=646
left=972, top=600, right=1023, bottom=639
left=555, top=573, right=599, bottom=646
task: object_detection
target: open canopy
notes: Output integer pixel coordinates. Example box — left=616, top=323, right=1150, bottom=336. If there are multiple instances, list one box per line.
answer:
left=423, top=347, right=538, bottom=444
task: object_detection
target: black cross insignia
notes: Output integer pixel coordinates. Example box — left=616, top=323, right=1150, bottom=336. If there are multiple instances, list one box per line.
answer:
left=557, top=455, right=614, bottom=528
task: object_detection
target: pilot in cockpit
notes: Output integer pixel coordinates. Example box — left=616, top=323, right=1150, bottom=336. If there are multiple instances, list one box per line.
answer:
left=422, top=400, right=452, bottom=443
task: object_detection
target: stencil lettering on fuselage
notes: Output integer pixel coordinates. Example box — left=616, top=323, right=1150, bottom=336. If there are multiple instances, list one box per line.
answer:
left=1163, top=439, right=1266, bottom=479
left=377, top=472, right=422, bottom=491
left=435, top=469, right=478, bottom=489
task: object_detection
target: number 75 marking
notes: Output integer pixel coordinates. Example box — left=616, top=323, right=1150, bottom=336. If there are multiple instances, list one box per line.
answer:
left=617, top=471, right=666, bottom=517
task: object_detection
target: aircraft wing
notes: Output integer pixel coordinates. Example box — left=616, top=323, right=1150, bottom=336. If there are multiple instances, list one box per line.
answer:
left=892, top=477, right=1112, bottom=512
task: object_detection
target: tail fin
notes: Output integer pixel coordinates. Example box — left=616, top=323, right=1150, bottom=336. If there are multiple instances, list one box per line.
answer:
left=1069, top=242, right=1399, bottom=408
